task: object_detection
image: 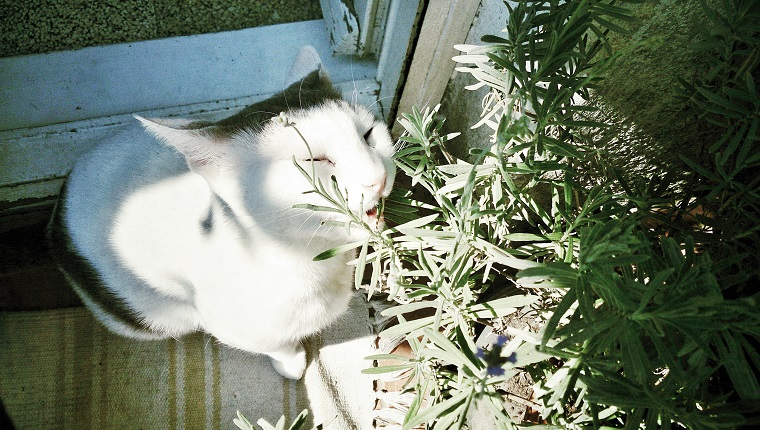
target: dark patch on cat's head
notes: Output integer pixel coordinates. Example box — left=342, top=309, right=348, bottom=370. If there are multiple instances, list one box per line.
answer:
left=200, top=194, right=252, bottom=246
left=200, top=205, right=214, bottom=235
left=207, top=69, right=342, bottom=139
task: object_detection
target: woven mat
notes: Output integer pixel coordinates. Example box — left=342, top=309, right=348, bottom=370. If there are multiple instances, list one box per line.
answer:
left=0, top=293, right=377, bottom=430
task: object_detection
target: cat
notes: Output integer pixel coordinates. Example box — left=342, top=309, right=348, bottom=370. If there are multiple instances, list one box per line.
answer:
left=46, top=46, right=396, bottom=380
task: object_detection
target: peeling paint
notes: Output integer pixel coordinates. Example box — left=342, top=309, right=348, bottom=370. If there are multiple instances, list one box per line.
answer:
left=340, top=0, right=360, bottom=34
left=323, top=0, right=362, bottom=55
left=342, top=11, right=355, bottom=34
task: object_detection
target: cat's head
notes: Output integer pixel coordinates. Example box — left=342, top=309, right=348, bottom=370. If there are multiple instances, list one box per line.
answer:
left=135, top=46, right=396, bottom=245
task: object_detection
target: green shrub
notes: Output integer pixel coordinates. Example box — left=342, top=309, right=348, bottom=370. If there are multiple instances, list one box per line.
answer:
left=242, top=1, right=759, bottom=428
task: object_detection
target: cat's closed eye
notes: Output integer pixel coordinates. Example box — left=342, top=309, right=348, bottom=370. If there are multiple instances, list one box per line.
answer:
left=306, top=156, right=335, bottom=165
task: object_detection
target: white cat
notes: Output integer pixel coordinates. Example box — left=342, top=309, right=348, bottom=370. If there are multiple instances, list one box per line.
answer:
left=47, top=46, right=396, bottom=380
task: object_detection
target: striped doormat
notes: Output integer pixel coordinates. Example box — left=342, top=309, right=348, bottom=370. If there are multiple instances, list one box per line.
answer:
left=0, top=293, right=377, bottom=429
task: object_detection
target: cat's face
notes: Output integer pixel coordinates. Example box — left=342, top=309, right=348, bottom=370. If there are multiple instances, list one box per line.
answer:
left=137, top=47, right=396, bottom=247
left=235, top=100, right=396, bottom=243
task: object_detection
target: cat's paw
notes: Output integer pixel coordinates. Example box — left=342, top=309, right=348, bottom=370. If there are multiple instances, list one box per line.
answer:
left=268, top=345, right=307, bottom=380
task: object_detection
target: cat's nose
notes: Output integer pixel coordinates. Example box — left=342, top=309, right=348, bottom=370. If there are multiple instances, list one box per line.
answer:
left=363, top=173, right=387, bottom=196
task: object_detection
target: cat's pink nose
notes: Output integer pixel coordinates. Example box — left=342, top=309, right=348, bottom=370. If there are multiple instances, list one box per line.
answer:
left=364, top=173, right=387, bottom=196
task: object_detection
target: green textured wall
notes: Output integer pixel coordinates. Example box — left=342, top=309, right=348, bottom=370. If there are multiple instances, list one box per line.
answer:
left=591, top=0, right=710, bottom=172
left=0, top=0, right=322, bottom=57
left=440, top=0, right=714, bottom=174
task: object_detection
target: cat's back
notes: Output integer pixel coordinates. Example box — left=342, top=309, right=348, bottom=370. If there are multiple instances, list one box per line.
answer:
left=59, top=124, right=204, bottom=262
left=67, top=124, right=187, bottom=205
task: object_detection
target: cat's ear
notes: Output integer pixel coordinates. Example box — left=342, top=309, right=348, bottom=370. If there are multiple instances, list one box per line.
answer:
left=286, top=45, right=330, bottom=87
left=134, top=115, right=226, bottom=179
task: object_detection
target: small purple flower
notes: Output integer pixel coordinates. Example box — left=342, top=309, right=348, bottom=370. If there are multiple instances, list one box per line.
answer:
left=495, top=335, right=508, bottom=347
left=477, top=334, right=517, bottom=376
left=486, top=366, right=506, bottom=376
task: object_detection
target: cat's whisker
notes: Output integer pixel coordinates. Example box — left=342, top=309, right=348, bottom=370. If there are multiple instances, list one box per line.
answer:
left=307, top=220, right=335, bottom=250
left=296, top=212, right=317, bottom=237
left=253, top=212, right=310, bottom=231
left=243, top=208, right=310, bottom=232
left=247, top=211, right=290, bottom=226
left=318, top=225, right=336, bottom=250
left=351, top=79, right=359, bottom=106
left=365, top=95, right=396, bottom=114
left=255, top=207, right=305, bottom=221
left=306, top=223, right=322, bottom=249
left=242, top=110, right=278, bottom=119
left=297, top=74, right=309, bottom=110
left=350, top=58, right=358, bottom=106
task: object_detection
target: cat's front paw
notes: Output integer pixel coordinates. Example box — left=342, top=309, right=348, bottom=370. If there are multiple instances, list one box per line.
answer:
left=268, top=345, right=307, bottom=380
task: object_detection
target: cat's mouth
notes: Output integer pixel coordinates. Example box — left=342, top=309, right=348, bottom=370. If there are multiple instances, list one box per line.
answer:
left=362, top=205, right=384, bottom=229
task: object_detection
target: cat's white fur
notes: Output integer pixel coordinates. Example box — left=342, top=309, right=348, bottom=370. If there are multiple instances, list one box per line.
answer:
left=54, top=47, right=396, bottom=379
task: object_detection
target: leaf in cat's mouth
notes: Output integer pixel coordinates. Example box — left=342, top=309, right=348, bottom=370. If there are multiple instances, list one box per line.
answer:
left=365, top=206, right=378, bottom=218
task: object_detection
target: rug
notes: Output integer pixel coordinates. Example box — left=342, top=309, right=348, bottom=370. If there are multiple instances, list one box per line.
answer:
left=0, top=293, right=377, bottom=430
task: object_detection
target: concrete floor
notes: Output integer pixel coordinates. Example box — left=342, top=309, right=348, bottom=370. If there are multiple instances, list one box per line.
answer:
left=0, top=0, right=322, bottom=57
